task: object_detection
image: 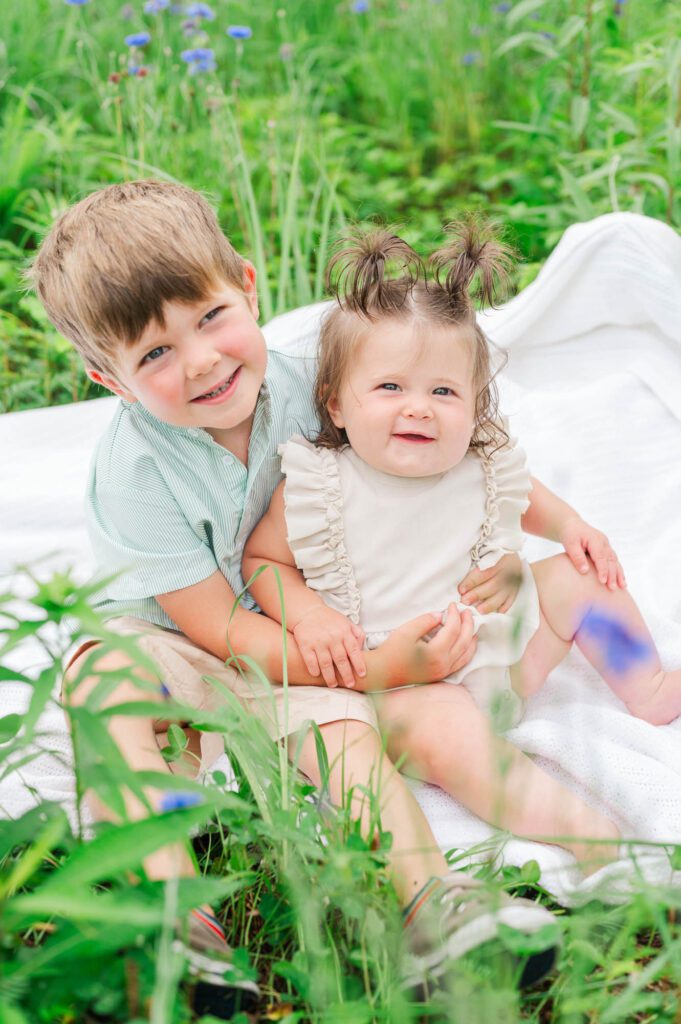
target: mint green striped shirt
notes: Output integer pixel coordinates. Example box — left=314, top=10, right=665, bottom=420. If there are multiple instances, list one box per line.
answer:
left=87, top=341, right=319, bottom=630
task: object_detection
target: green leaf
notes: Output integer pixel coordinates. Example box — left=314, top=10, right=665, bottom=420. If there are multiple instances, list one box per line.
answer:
left=39, top=804, right=214, bottom=892
left=0, top=713, right=22, bottom=742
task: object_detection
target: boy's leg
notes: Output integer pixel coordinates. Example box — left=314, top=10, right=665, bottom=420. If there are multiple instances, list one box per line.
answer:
left=377, top=684, right=620, bottom=871
left=65, top=645, right=196, bottom=880
left=515, top=554, right=681, bottom=724
left=64, top=645, right=260, bottom=1017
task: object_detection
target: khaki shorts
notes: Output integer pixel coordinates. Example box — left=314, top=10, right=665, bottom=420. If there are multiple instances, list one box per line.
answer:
left=66, top=616, right=379, bottom=770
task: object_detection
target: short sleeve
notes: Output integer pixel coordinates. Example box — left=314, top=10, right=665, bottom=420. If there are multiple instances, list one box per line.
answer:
left=471, top=420, right=532, bottom=570
left=87, top=462, right=218, bottom=601
left=279, top=436, right=361, bottom=623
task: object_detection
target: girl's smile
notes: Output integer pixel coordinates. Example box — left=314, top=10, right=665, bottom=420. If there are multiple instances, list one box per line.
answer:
left=327, top=319, right=476, bottom=478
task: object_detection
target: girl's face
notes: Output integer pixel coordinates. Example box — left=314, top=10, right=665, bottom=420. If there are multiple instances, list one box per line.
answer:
left=327, top=319, right=477, bottom=477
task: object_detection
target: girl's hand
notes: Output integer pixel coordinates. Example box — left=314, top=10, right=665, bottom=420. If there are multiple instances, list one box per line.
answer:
left=458, top=553, right=523, bottom=614
left=559, top=516, right=626, bottom=590
left=367, top=604, right=477, bottom=690
left=293, top=606, right=366, bottom=688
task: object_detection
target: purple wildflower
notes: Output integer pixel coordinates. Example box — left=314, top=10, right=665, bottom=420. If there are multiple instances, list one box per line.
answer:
left=159, top=791, right=202, bottom=811
left=120, top=3, right=134, bottom=19
left=186, top=1, right=215, bottom=18
left=580, top=608, right=652, bottom=674
left=279, top=42, right=294, bottom=61
left=462, top=51, right=481, bottom=66
left=540, top=31, right=555, bottom=39
left=169, top=3, right=184, bottom=11
left=226, top=25, right=253, bottom=39
left=181, top=46, right=216, bottom=71
left=494, top=2, right=512, bottom=11
left=124, top=31, right=151, bottom=46
left=144, top=0, right=169, bottom=11
left=352, top=0, right=370, bottom=10
left=65, top=0, right=90, bottom=5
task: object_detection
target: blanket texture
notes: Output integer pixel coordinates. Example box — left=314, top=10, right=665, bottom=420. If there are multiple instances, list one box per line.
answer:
left=2, top=212, right=680, bottom=904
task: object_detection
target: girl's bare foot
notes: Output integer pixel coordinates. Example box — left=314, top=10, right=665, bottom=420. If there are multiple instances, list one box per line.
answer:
left=563, top=820, right=621, bottom=876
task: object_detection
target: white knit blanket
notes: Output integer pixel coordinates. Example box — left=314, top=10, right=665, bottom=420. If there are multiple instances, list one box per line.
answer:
left=2, top=212, right=680, bottom=904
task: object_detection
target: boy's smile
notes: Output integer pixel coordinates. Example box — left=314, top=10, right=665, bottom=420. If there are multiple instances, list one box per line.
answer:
left=88, top=265, right=267, bottom=454
left=327, top=319, right=476, bottom=478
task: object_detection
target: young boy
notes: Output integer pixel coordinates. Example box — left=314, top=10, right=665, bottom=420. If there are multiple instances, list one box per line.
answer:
left=30, top=180, right=557, bottom=1015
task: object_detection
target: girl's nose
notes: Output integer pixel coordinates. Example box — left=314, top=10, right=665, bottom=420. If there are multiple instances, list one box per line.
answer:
left=404, top=397, right=433, bottom=419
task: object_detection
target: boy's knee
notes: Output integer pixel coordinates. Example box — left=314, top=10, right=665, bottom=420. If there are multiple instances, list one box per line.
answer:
left=63, top=645, right=160, bottom=708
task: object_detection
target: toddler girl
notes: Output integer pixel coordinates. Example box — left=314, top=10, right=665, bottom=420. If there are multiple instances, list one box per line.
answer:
left=244, top=221, right=681, bottom=869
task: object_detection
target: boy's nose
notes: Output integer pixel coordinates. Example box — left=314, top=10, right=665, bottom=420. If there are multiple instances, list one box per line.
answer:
left=185, top=347, right=221, bottom=379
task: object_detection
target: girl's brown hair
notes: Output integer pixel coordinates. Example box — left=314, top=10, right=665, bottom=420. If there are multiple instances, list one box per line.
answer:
left=314, top=217, right=514, bottom=453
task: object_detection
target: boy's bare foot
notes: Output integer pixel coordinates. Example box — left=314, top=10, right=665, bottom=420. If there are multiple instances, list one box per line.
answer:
left=626, top=670, right=681, bottom=726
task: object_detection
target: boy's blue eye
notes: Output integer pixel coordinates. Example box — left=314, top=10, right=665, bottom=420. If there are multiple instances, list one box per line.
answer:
left=201, top=306, right=223, bottom=326
left=380, top=382, right=400, bottom=391
left=142, top=346, right=168, bottom=364
left=433, top=386, right=455, bottom=396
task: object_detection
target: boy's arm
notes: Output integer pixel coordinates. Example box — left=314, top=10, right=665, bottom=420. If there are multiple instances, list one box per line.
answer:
left=155, top=570, right=329, bottom=686
left=522, top=476, right=625, bottom=589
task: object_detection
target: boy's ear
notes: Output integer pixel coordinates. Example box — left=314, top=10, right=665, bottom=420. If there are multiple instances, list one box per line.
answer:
left=87, top=368, right=137, bottom=404
left=242, top=260, right=259, bottom=319
left=327, top=396, right=345, bottom=429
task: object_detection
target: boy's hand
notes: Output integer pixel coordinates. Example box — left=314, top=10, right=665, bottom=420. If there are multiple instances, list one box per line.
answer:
left=292, top=606, right=366, bottom=689
left=365, top=604, right=477, bottom=691
left=458, top=553, right=523, bottom=614
left=559, top=516, right=626, bottom=590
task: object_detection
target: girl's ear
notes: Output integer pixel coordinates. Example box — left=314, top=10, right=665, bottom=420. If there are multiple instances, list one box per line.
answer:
left=327, top=395, right=345, bottom=428
left=242, top=260, right=259, bottom=319
left=87, top=368, right=137, bottom=404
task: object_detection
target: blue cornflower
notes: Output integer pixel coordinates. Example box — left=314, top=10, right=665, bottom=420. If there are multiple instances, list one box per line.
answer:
left=124, top=31, right=151, bottom=46
left=181, top=46, right=213, bottom=61
left=352, top=0, right=369, bottom=10
left=462, top=51, right=481, bottom=65
left=494, top=2, right=512, bottom=11
left=159, top=791, right=202, bottom=811
left=65, top=0, right=90, bottom=5
left=580, top=608, right=652, bottom=674
left=186, top=1, right=214, bottom=17
left=144, top=0, right=169, bottom=12
left=226, top=25, right=253, bottom=39
left=169, top=3, right=184, bottom=11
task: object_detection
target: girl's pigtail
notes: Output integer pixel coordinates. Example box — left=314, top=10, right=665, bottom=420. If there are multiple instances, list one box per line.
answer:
left=326, top=228, right=424, bottom=316
left=430, top=216, right=515, bottom=309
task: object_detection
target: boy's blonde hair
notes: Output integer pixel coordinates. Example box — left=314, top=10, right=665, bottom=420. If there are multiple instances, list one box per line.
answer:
left=28, top=180, right=245, bottom=376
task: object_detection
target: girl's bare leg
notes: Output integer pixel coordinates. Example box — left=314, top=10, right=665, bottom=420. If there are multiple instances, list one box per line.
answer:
left=293, top=719, right=448, bottom=906
left=515, top=554, right=681, bottom=725
left=64, top=646, right=198, bottom=881
left=377, top=684, right=620, bottom=872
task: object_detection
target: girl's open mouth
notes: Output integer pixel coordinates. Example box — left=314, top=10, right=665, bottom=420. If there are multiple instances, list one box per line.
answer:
left=393, top=433, right=435, bottom=444
left=191, top=367, right=241, bottom=404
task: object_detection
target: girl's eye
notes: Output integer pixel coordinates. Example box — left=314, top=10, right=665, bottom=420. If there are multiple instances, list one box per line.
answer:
left=200, top=306, right=224, bottom=326
left=142, top=346, right=168, bottom=364
left=379, top=382, right=400, bottom=391
left=433, top=386, right=455, bottom=396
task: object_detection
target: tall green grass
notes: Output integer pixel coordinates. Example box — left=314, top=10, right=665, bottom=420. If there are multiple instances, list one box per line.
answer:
left=2, top=571, right=681, bottom=1022
left=0, top=0, right=679, bottom=410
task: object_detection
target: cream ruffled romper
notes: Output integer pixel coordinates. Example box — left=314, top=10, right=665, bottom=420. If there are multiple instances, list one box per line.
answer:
left=280, top=429, right=541, bottom=727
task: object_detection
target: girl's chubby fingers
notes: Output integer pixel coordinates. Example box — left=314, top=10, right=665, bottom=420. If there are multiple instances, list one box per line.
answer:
left=345, top=640, right=367, bottom=680
left=351, top=623, right=366, bottom=646
left=616, top=563, right=627, bottom=589
left=566, top=539, right=590, bottom=575
left=332, top=647, right=355, bottom=689
left=450, top=638, right=477, bottom=674
left=317, top=653, right=338, bottom=688
left=459, top=577, right=499, bottom=607
left=301, top=647, right=321, bottom=679
left=458, top=565, right=492, bottom=596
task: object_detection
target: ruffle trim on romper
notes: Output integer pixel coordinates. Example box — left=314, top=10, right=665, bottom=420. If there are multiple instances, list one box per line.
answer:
left=279, top=435, right=362, bottom=625
left=469, top=419, right=533, bottom=571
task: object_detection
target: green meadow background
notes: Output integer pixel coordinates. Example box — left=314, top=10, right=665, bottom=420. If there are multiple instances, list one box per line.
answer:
left=2, top=1, right=681, bottom=1022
